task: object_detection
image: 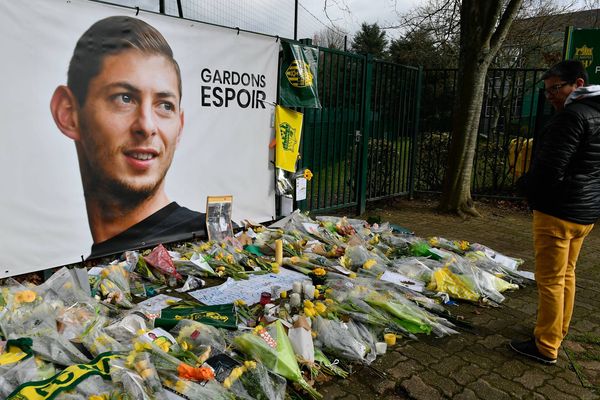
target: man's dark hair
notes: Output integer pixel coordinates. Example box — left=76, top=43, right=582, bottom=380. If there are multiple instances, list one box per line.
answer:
left=541, top=60, right=588, bottom=84
left=67, top=16, right=182, bottom=106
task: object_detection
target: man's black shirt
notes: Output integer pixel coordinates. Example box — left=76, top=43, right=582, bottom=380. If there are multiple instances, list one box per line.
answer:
left=88, top=202, right=206, bottom=259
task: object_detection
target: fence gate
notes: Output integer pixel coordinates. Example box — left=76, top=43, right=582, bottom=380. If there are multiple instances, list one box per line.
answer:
left=298, top=47, right=366, bottom=213
left=298, top=48, right=421, bottom=214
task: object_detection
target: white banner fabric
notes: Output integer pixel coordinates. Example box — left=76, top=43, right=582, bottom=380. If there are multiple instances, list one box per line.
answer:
left=0, top=0, right=278, bottom=276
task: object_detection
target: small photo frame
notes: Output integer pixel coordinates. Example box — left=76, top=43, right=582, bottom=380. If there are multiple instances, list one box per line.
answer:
left=206, top=195, right=234, bottom=242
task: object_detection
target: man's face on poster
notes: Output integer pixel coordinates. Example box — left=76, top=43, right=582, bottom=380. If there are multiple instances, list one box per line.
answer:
left=76, top=49, right=184, bottom=200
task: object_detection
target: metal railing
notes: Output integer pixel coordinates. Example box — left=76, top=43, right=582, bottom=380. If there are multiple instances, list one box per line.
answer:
left=415, top=68, right=552, bottom=198
left=298, top=49, right=421, bottom=214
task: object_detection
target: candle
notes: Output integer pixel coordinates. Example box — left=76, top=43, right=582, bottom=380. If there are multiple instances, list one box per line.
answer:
left=290, top=293, right=301, bottom=307
left=303, top=283, right=315, bottom=299
left=375, top=342, right=387, bottom=355
left=292, top=281, right=302, bottom=294
left=384, top=333, right=397, bottom=346
left=259, top=292, right=272, bottom=306
left=275, top=239, right=283, bottom=266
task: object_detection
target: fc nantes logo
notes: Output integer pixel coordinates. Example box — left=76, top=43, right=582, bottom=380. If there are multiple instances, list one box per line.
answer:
left=285, top=59, right=314, bottom=88
left=279, top=122, right=297, bottom=152
left=574, top=45, right=593, bottom=68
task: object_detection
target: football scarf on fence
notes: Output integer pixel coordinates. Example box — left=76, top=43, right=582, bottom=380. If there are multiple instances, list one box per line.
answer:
left=279, top=40, right=321, bottom=108
left=274, top=105, right=304, bottom=172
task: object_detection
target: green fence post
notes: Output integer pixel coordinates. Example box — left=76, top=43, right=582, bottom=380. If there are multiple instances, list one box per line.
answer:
left=358, top=54, right=373, bottom=215
left=408, top=66, right=423, bottom=199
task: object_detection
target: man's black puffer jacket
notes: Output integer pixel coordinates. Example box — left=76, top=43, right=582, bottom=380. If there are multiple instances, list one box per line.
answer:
left=518, top=95, right=600, bottom=225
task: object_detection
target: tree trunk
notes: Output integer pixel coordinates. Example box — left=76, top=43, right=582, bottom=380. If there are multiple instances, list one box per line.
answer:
left=438, top=0, right=522, bottom=217
left=439, top=59, right=488, bottom=217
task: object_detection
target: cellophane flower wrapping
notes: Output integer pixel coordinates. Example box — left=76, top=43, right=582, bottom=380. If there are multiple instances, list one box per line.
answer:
left=161, top=371, right=234, bottom=400
left=0, top=356, right=55, bottom=398
left=233, top=320, right=321, bottom=399
left=94, top=263, right=134, bottom=309
left=0, top=279, right=91, bottom=367
left=429, top=254, right=514, bottom=304
left=109, top=357, right=155, bottom=400
left=225, top=360, right=287, bottom=400
left=170, top=319, right=226, bottom=361
left=80, top=316, right=127, bottom=357
left=312, top=316, right=373, bottom=364
left=464, top=250, right=526, bottom=285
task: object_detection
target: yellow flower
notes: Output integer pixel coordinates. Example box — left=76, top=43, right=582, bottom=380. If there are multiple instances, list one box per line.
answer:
left=133, top=341, right=151, bottom=352
left=363, top=259, right=377, bottom=270
left=175, top=379, right=188, bottom=393
left=244, top=360, right=257, bottom=369
left=314, top=302, right=327, bottom=314
left=456, top=240, right=470, bottom=251
left=339, top=256, right=350, bottom=268
left=325, top=298, right=335, bottom=305
left=313, top=289, right=320, bottom=299
left=234, top=299, right=246, bottom=306
left=311, top=330, right=317, bottom=338
left=197, top=242, right=211, bottom=252
left=304, top=307, right=316, bottom=317
left=369, top=234, right=380, bottom=245
left=325, top=288, right=333, bottom=295
left=313, top=268, right=327, bottom=276
left=303, top=300, right=314, bottom=309
left=290, top=256, right=301, bottom=264
left=253, top=325, right=264, bottom=335
left=280, top=291, right=288, bottom=299
left=349, top=272, right=357, bottom=279
left=429, top=237, right=439, bottom=246
left=226, top=255, right=235, bottom=264
left=88, top=395, right=108, bottom=400
left=303, top=169, right=313, bottom=181
left=14, top=290, right=36, bottom=304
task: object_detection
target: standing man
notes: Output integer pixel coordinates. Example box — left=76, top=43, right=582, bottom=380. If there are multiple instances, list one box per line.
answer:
left=511, top=60, right=600, bottom=364
left=50, top=16, right=205, bottom=258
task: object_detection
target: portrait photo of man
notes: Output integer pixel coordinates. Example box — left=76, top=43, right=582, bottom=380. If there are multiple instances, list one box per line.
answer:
left=50, top=16, right=206, bottom=258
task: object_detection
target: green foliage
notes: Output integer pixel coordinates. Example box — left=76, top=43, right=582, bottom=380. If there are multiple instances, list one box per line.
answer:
left=351, top=23, right=388, bottom=58
left=389, top=28, right=456, bottom=68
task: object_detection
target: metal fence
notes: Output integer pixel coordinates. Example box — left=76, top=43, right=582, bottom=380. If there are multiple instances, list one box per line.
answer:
left=298, top=48, right=421, bottom=214
left=415, top=68, right=553, bottom=198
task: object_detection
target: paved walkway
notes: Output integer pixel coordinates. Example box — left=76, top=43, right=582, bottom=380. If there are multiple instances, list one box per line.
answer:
left=318, top=198, right=600, bottom=400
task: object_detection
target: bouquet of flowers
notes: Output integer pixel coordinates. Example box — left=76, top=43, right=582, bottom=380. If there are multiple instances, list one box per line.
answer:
left=429, top=236, right=471, bottom=254
left=311, top=316, right=375, bottom=364
left=144, top=244, right=183, bottom=284
left=94, top=263, right=134, bottom=309
left=133, top=340, right=215, bottom=382
left=110, top=356, right=161, bottom=400
left=233, top=320, right=321, bottom=399
left=313, top=348, right=348, bottom=378
left=80, top=317, right=127, bottom=357
left=224, top=360, right=287, bottom=400
left=170, top=319, right=226, bottom=360
left=161, top=372, right=234, bottom=400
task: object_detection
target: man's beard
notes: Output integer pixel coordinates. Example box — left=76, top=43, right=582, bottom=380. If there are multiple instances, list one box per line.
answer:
left=84, top=169, right=168, bottom=215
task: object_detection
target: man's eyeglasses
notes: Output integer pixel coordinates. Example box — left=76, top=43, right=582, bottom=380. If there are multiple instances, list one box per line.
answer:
left=543, top=82, right=571, bottom=97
